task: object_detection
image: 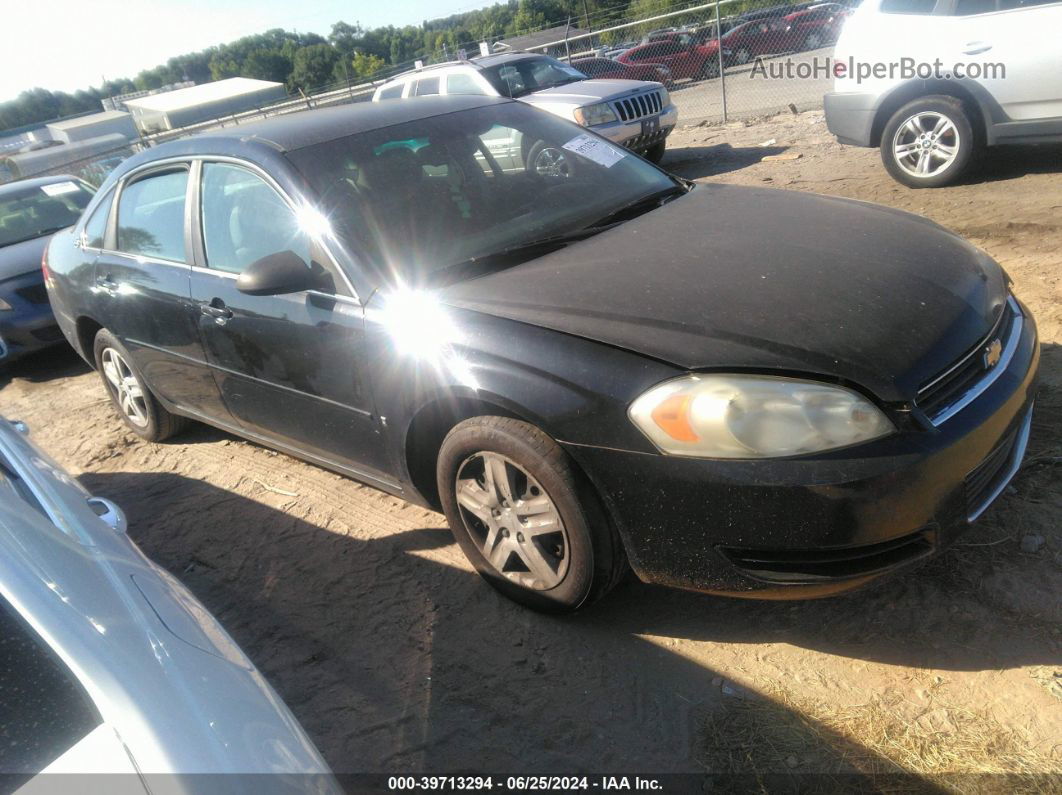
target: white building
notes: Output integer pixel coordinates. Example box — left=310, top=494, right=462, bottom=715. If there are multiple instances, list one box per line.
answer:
left=46, top=111, right=137, bottom=144
left=123, top=78, right=288, bottom=133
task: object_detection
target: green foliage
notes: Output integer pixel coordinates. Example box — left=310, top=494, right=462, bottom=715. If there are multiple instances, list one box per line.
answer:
left=290, top=44, right=340, bottom=91
left=350, top=52, right=387, bottom=80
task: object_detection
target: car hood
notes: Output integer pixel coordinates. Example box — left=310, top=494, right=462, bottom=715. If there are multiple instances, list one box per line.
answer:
left=440, top=184, right=1007, bottom=401
left=526, top=79, right=662, bottom=105
left=0, top=235, right=49, bottom=281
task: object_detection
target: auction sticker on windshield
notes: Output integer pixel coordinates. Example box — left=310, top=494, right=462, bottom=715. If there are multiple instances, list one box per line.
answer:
left=562, top=134, right=626, bottom=168
left=40, top=181, right=81, bottom=196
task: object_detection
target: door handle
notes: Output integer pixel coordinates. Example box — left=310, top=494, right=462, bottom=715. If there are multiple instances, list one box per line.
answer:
left=201, top=299, right=233, bottom=322
left=95, top=275, right=118, bottom=292
left=962, top=41, right=992, bottom=55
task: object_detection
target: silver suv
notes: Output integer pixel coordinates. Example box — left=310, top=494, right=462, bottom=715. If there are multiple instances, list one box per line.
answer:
left=372, top=53, right=678, bottom=165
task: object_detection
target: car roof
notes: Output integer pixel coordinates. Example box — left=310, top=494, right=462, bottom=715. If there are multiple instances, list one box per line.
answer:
left=383, top=51, right=550, bottom=83
left=0, top=174, right=83, bottom=197
left=142, top=95, right=512, bottom=159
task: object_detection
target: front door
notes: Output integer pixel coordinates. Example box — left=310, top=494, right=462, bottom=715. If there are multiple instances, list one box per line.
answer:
left=188, top=160, right=395, bottom=485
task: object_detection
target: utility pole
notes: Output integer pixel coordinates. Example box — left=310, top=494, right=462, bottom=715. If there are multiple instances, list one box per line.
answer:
left=715, top=0, right=728, bottom=122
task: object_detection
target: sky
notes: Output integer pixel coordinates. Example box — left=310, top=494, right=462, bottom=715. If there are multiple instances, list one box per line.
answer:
left=2, top=0, right=494, bottom=102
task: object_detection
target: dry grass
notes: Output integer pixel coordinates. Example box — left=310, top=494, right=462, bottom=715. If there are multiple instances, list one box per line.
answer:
left=702, top=680, right=1060, bottom=792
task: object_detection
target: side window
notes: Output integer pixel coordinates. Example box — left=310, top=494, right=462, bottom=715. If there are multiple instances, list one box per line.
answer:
left=81, top=187, right=114, bottom=249
left=378, top=84, right=404, bottom=99
left=0, top=597, right=102, bottom=776
left=414, top=77, right=440, bottom=96
left=116, top=169, right=188, bottom=262
left=496, top=65, right=528, bottom=93
left=955, top=0, right=998, bottom=12
left=200, top=163, right=312, bottom=276
left=446, top=73, right=487, bottom=95
left=880, top=0, right=938, bottom=13
left=999, top=0, right=1058, bottom=6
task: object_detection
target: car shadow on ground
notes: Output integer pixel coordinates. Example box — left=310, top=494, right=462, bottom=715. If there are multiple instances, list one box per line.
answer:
left=0, top=344, right=89, bottom=389
left=79, top=459, right=1055, bottom=779
left=965, top=144, right=1062, bottom=185
left=661, top=143, right=788, bottom=179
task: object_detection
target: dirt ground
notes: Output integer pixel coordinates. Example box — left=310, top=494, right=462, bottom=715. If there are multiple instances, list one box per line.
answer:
left=1, top=113, right=1059, bottom=787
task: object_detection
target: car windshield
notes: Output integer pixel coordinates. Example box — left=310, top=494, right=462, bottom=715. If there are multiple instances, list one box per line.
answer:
left=286, top=102, right=683, bottom=287
left=0, top=180, right=94, bottom=247
left=480, top=57, right=587, bottom=99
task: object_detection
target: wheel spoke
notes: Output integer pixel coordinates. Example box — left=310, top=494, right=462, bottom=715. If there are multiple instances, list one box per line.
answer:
left=101, top=357, right=122, bottom=388
left=934, top=142, right=957, bottom=158
left=917, top=150, right=931, bottom=174
left=488, top=538, right=511, bottom=570
left=932, top=116, right=951, bottom=136
left=123, top=378, right=143, bottom=399
left=903, top=117, right=923, bottom=137
left=513, top=543, right=556, bottom=583
left=524, top=514, right=562, bottom=537
left=485, top=456, right=515, bottom=505
left=457, top=480, right=495, bottom=523
left=515, top=495, right=553, bottom=517
left=894, top=142, right=921, bottom=159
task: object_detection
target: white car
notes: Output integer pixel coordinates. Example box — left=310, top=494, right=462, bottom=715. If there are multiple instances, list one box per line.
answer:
left=0, top=416, right=339, bottom=791
left=372, top=53, right=678, bottom=165
left=824, top=0, right=1062, bottom=187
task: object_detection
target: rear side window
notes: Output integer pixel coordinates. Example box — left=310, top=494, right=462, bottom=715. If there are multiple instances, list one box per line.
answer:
left=378, top=83, right=404, bottom=99
left=116, top=169, right=188, bottom=262
left=880, top=0, right=938, bottom=12
left=414, top=77, right=440, bottom=96
left=955, top=0, right=997, bottom=12
left=999, top=0, right=1059, bottom=6
left=446, top=73, right=487, bottom=95
left=81, top=187, right=114, bottom=249
left=0, top=597, right=102, bottom=780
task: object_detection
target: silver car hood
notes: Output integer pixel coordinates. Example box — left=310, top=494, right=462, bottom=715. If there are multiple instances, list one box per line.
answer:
left=524, top=78, right=662, bottom=105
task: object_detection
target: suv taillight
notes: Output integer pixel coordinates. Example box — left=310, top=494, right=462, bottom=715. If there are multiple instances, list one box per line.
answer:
left=41, top=240, right=53, bottom=289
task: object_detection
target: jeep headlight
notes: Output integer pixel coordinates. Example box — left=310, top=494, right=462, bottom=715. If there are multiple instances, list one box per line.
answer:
left=629, top=374, right=894, bottom=458
left=573, top=102, right=618, bottom=127
left=658, top=86, right=671, bottom=107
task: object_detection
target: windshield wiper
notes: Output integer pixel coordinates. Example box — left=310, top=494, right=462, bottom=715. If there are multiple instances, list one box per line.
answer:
left=430, top=225, right=618, bottom=285
left=584, top=185, right=689, bottom=229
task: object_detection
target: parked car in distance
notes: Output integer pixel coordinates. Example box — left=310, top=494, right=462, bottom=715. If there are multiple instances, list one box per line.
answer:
left=570, top=57, right=672, bottom=86
left=0, top=417, right=338, bottom=789
left=617, top=32, right=728, bottom=81
left=45, top=96, right=1038, bottom=613
left=1, top=175, right=95, bottom=362
left=826, top=0, right=1062, bottom=187
left=372, top=53, right=676, bottom=163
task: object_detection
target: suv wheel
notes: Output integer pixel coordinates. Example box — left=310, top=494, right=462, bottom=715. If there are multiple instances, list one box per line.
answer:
left=437, top=417, right=625, bottom=612
left=526, top=140, right=574, bottom=179
left=880, top=96, right=977, bottom=189
left=645, top=141, right=666, bottom=164
left=93, top=329, right=187, bottom=441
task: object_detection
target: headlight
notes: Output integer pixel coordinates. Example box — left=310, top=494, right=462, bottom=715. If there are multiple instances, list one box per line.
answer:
left=658, top=86, right=671, bottom=107
left=573, top=102, right=618, bottom=127
left=628, top=374, right=894, bottom=458
left=0, top=297, right=12, bottom=311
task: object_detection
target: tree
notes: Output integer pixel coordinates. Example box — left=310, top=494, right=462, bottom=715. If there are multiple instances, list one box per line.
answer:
left=242, top=51, right=293, bottom=83
left=290, top=44, right=340, bottom=91
left=350, top=52, right=386, bottom=80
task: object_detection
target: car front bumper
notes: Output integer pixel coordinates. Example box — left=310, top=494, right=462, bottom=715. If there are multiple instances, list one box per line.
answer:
left=562, top=300, right=1040, bottom=598
left=0, top=271, right=62, bottom=362
left=824, top=91, right=880, bottom=147
left=592, top=103, right=679, bottom=153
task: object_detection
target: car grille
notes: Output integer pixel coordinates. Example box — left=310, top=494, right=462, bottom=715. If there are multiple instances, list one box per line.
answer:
left=612, top=91, right=663, bottom=122
left=15, top=283, right=49, bottom=305
left=916, top=296, right=1022, bottom=425
left=965, top=407, right=1033, bottom=522
left=719, top=529, right=934, bottom=583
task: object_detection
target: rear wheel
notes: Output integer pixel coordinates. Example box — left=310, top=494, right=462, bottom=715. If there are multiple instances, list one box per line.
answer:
left=437, top=416, right=625, bottom=612
left=804, top=31, right=823, bottom=50
left=734, top=47, right=751, bottom=65
left=93, top=329, right=187, bottom=441
left=880, top=96, right=977, bottom=188
left=698, top=57, right=720, bottom=80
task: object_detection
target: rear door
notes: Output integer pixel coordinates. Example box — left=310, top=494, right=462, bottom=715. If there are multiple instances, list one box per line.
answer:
left=187, top=159, right=394, bottom=483
left=92, top=163, right=227, bottom=420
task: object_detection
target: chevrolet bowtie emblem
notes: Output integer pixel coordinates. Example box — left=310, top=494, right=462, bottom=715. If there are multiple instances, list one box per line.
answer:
left=984, top=338, right=1003, bottom=369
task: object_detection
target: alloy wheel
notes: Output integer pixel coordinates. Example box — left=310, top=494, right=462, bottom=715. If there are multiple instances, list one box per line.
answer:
left=735, top=48, right=750, bottom=65
left=455, top=451, right=570, bottom=590
left=891, top=111, right=960, bottom=179
left=100, top=348, right=149, bottom=428
left=806, top=32, right=822, bottom=49
left=532, top=147, right=572, bottom=178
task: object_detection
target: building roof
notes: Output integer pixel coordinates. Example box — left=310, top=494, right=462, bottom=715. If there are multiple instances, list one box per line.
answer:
left=492, top=24, right=589, bottom=52
left=122, top=78, right=285, bottom=114
left=46, top=110, right=132, bottom=130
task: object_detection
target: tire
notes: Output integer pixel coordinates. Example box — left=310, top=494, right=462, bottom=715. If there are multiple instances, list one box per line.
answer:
left=525, top=139, right=575, bottom=179
left=437, top=416, right=625, bottom=613
left=734, top=47, right=751, bottom=65
left=93, top=329, right=187, bottom=441
left=698, top=57, right=720, bottom=81
left=645, top=141, right=666, bottom=164
left=879, top=96, right=977, bottom=189
left=804, top=32, right=822, bottom=51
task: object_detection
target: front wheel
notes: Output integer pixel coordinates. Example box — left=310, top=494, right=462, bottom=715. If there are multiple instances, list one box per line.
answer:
left=698, top=57, right=720, bottom=81
left=644, top=141, right=666, bottom=164
left=437, top=417, right=625, bottom=612
left=880, top=96, right=977, bottom=188
left=526, top=139, right=574, bottom=179
left=734, top=47, right=751, bottom=65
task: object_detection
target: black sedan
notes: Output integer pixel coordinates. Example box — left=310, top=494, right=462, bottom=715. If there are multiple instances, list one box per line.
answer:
left=1, top=175, right=95, bottom=361
left=44, top=96, right=1038, bottom=612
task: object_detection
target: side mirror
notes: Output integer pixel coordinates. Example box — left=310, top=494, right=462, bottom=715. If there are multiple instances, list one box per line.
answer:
left=236, top=250, right=320, bottom=296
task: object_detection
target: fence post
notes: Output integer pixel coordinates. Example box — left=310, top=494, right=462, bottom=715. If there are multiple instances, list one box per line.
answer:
left=715, top=0, right=728, bottom=123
